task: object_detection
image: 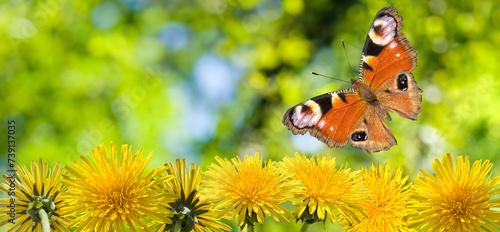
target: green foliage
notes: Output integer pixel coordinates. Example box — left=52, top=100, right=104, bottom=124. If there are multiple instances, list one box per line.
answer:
left=1, top=0, right=500, bottom=231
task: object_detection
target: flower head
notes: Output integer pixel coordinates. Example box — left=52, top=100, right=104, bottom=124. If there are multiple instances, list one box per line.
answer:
left=61, top=142, right=175, bottom=231
left=0, top=159, right=69, bottom=231
left=149, top=159, right=231, bottom=232
left=198, top=153, right=302, bottom=228
left=280, top=153, right=365, bottom=224
left=341, top=163, right=414, bottom=232
left=408, top=153, right=500, bottom=231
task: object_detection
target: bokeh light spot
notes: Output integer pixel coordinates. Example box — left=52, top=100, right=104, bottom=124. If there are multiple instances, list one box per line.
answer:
left=193, top=54, right=242, bottom=105
left=419, top=125, right=445, bottom=155
left=120, top=0, right=148, bottom=11
left=135, top=36, right=165, bottom=64
left=455, top=13, right=475, bottom=33
left=159, top=22, right=190, bottom=52
left=242, top=14, right=261, bottom=33
left=428, top=0, right=447, bottom=15
left=90, top=1, right=122, bottom=30
left=238, top=0, right=260, bottom=9
left=425, top=16, right=445, bottom=37
left=258, top=0, right=283, bottom=22
left=9, top=18, right=38, bottom=39
left=162, top=83, right=218, bottom=145
left=199, top=0, right=227, bottom=14
left=278, top=37, right=310, bottom=66
left=423, top=84, right=442, bottom=104
left=184, top=102, right=218, bottom=142
left=248, top=71, right=267, bottom=90
left=256, top=41, right=280, bottom=69
left=431, top=37, right=448, bottom=53
left=283, top=0, right=304, bottom=15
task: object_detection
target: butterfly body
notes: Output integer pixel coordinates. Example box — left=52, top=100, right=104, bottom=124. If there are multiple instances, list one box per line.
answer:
left=353, top=80, right=377, bottom=104
left=283, top=6, right=422, bottom=153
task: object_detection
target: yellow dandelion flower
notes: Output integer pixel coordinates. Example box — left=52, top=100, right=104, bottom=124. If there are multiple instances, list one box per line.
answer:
left=408, top=153, right=500, bottom=231
left=340, top=163, right=414, bottom=232
left=61, top=142, right=176, bottom=231
left=198, top=153, right=302, bottom=229
left=0, top=159, right=69, bottom=231
left=149, top=158, right=231, bottom=232
left=280, top=153, right=364, bottom=224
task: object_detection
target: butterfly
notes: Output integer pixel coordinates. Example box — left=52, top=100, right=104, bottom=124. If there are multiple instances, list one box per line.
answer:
left=282, top=6, right=422, bottom=154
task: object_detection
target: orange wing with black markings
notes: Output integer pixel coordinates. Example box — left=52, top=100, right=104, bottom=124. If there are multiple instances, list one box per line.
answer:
left=283, top=6, right=421, bottom=153
left=359, top=7, right=417, bottom=89
left=283, top=90, right=365, bottom=148
left=360, top=7, right=421, bottom=120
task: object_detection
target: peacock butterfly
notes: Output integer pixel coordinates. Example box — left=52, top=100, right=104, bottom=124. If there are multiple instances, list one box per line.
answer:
left=283, top=6, right=422, bottom=153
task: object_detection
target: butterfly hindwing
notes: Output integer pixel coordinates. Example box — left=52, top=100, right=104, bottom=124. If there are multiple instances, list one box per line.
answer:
left=348, top=104, right=396, bottom=153
left=375, top=70, right=422, bottom=120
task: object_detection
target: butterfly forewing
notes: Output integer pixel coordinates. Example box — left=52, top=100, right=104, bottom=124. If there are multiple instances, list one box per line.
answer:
left=359, top=6, right=418, bottom=90
left=283, top=89, right=365, bottom=148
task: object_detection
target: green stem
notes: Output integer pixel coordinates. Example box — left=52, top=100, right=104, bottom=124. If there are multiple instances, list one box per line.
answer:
left=39, top=209, right=50, bottom=232
left=173, top=220, right=181, bottom=232
left=300, top=222, right=310, bottom=232
left=247, top=223, right=254, bottom=232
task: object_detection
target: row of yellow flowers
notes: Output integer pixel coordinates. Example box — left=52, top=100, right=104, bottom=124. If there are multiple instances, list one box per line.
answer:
left=1, top=142, right=500, bottom=232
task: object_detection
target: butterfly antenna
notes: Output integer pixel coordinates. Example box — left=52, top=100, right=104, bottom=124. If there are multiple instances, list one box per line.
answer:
left=342, top=39, right=356, bottom=80
left=311, top=72, right=351, bottom=84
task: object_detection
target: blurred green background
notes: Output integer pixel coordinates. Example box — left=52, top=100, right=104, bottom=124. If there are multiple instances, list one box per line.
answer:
left=1, top=0, right=500, bottom=231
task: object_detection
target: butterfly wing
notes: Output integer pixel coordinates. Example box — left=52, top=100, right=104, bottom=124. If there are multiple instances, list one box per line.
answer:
left=360, top=7, right=422, bottom=119
left=283, top=89, right=366, bottom=148
left=347, top=103, right=396, bottom=153
left=375, top=70, right=422, bottom=120
left=282, top=89, right=396, bottom=153
left=359, top=6, right=418, bottom=89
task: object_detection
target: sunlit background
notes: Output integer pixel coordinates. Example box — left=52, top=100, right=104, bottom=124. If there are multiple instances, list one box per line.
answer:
left=1, top=0, right=500, bottom=231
